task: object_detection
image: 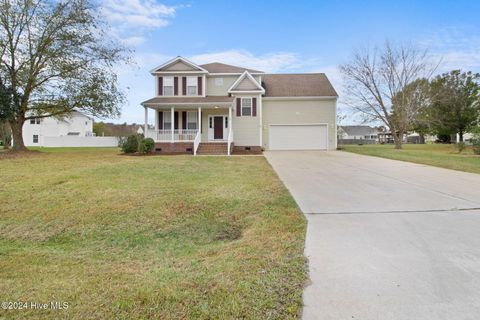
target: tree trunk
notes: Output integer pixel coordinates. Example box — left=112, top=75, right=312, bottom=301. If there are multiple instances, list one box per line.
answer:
left=458, top=130, right=464, bottom=142
left=393, top=131, right=403, bottom=149
left=10, top=119, right=27, bottom=151
left=419, top=134, right=425, bottom=144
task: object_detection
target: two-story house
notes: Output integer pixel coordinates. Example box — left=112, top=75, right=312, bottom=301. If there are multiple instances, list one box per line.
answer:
left=141, top=56, right=338, bottom=155
left=23, top=111, right=94, bottom=146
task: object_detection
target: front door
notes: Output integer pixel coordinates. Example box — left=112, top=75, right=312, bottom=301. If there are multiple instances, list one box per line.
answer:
left=213, top=116, right=223, bottom=139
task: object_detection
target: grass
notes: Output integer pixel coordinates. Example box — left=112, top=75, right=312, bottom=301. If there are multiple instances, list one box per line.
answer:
left=342, top=143, right=480, bottom=174
left=0, top=148, right=306, bottom=319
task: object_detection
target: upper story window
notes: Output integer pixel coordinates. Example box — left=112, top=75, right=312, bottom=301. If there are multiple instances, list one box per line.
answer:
left=30, top=118, right=41, bottom=124
left=215, top=77, right=224, bottom=86
left=241, top=98, right=252, bottom=116
left=186, top=76, right=197, bottom=96
left=163, top=76, right=174, bottom=96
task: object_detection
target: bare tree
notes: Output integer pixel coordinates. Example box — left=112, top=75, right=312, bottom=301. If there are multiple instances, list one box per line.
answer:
left=340, top=42, right=437, bottom=149
left=0, top=0, right=129, bottom=151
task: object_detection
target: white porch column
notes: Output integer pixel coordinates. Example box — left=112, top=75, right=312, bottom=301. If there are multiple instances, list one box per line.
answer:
left=171, top=106, right=174, bottom=143
left=228, top=106, right=232, bottom=132
left=198, top=107, right=202, bottom=135
left=144, top=106, right=148, bottom=137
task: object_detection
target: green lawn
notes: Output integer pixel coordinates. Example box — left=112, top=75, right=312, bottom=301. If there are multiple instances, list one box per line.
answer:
left=0, top=148, right=306, bottom=319
left=342, top=144, right=480, bottom=174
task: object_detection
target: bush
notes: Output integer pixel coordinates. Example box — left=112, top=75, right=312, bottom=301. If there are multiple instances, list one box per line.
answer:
left=138, top=137, right=155, bottom=154
left=456, top=141, right=466, bottom=153
left=121, top=134, right=141, bottom=153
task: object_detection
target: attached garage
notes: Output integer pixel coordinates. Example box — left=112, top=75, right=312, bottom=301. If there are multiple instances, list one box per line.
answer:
left=269, top=124, right=328, bottom=150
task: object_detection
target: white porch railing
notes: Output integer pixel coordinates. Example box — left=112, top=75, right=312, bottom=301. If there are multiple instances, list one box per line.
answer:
left=147, top=129, right=198, bottom=142
left=193, top=131, right=201, bottom=156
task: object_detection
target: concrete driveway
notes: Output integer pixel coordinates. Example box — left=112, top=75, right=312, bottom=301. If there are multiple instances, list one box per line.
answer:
left=265, top=151, right=480, bottom=320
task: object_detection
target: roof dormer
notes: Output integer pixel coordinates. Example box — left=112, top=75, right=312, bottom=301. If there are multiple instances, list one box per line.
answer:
left=228, top=71, right=265, bottom=94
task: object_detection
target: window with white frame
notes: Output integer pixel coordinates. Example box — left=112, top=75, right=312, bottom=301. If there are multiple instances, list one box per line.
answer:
left=241, top=98, right=252, bottom=116
left=215, top=77, right=223, bottom=86
left=187, top=111, right=198, bottom=130
left=33, top=135, right=39, bottom=143
left=163, top=111, right=172, bottom=129
left=30, top=118, right=41, bottom=124
left=187, top=77, right=197, bottom=96
left=163, top=77, right=174, bottom=96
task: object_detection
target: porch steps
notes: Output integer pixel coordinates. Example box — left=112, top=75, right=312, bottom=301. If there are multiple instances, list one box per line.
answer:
left=197, top=142, right=228, bottom=155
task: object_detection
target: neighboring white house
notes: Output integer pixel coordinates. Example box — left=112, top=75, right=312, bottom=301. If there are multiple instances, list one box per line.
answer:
left=338, top=126, right=379, bottom=142
left=23, top=111, right=117, bottom=147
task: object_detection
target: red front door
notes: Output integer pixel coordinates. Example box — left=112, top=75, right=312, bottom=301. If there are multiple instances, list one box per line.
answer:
left=213, top=116, right=223, bottom=139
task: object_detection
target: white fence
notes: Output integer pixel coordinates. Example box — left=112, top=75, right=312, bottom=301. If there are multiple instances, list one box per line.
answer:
left=41, top=136, right=119, bottom=147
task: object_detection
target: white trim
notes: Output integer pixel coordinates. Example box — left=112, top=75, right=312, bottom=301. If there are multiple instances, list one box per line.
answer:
left=143, top=102, right=233, bottom=107
left=150, top=56, right=208, bottom=74
left=227, top=71, right=265, bottom=94
left=334, top=99, right=338, bottom=150
left=268, top=123, right=329, bottom=150
left=209, top=72, right=265, bottom=76
left=258, top=94, right=262, bottom=147
left=262, top=96, right=338, bottom=101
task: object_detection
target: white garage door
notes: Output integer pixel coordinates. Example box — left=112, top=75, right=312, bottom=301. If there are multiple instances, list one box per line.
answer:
left=269, top=124, right=328, bottom=150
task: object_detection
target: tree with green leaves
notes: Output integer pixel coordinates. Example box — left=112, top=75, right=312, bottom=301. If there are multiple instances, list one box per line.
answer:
left=0, top=0, right=129, bottom=151
left=428, top=70, right=480, bottom=142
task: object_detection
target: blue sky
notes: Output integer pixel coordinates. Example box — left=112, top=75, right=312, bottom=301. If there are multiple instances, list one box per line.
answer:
left=100, top=0, right=480, bottom=124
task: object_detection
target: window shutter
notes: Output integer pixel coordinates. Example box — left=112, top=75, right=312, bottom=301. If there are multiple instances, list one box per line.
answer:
left=158, top=111, right=163, bottom=129
left=182, top=111, right=187, bottom=129
left=197, top=77, right=202, bottom=96
left=174, top=77, right=178, bottom=96
left=252, top=98, right=257, bottom=117
left=236, top=98, right=241, bottom=116
left=174, top=112, right=179, bottom=129
left=158, top=77, right=163, bottom=96
left=182, top=77, right=187, bottom=95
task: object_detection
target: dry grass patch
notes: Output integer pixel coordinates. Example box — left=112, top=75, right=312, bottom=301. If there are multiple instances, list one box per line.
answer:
left=0, top=148, right=306, bottom=319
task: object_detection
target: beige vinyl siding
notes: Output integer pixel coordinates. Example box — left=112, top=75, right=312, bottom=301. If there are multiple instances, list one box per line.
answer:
left=206, top=75, right=262, bottom=96
left=206, top=76, right=238, bottom=96
left=234, top=77, right=258, bottom=90
left=262, top=99, right=337, bottom=150
left=164, top=61, right=198, bottom=71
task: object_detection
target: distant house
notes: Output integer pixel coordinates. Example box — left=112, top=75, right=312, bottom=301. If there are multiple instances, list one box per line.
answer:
left=23, top=111, right=94, bottom=146
left=338, top=126, right=379, bottom=144
left=22, top=111, right=117, bottom=147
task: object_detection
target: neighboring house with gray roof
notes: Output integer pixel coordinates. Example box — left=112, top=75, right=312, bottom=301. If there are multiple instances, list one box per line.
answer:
left=339, top=126, right=379, bottom=143
left=141, top=56, right=338, bottom=155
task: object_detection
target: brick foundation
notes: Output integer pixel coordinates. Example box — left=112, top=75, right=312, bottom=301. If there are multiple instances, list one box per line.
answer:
left=154, top=142, right=194, bottom=154
left=232, top=146, right=263, bottom=155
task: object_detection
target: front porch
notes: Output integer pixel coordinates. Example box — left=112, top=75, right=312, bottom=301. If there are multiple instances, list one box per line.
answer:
left=143, top=101, right=234, bottom=155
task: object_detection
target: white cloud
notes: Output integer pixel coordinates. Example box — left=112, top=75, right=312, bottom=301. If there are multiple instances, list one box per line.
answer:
left=101, top=0, right=176, bottom=29
left=100, top=1, right=179, bottom=47
left=188, top=50, right=319, bottom=73
left=419, top=26, right=480, bottom=73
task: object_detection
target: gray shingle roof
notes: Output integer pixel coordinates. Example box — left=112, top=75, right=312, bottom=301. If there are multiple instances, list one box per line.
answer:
left=200, top=62, right=264, bottom=74
left=262, top=73, right=338, bottom=97
left=340, top=126, right=378, bottom=136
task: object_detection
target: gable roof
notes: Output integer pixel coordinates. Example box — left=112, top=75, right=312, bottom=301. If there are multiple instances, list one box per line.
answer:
left=150, top=56, right=208, bottom=74
left=262, top=73, right=338, bottom=97
left=200, top=62, right=264, bottom=74
left=340, top=126, right=379, bottom=136
left=228, top=71, right=265, bottom=94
